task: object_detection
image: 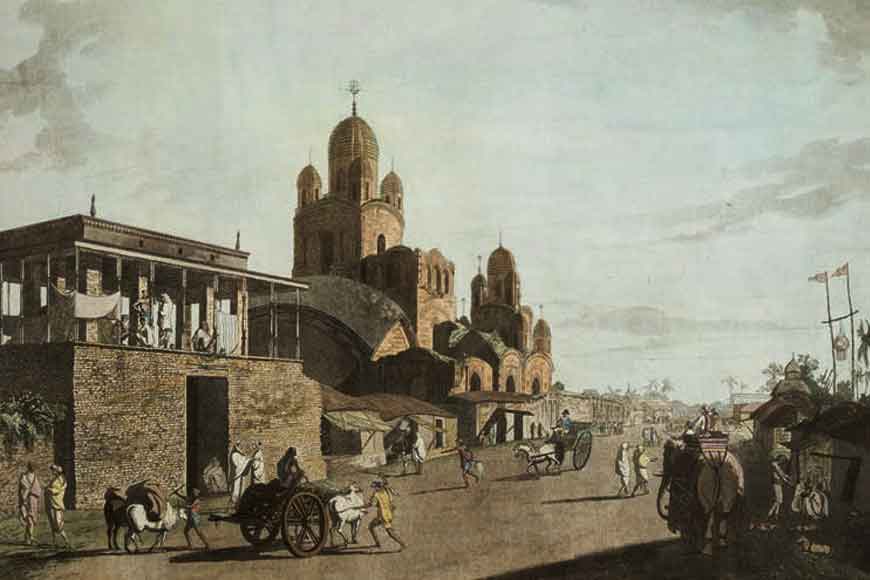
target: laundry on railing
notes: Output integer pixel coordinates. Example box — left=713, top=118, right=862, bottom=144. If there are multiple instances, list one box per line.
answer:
left=216, top=311, right=239, bottom=355
left=51, top=285, right=121, bottom=320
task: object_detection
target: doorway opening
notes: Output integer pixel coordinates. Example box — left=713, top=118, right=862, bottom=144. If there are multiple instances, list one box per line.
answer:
left=186, top=376, right=229, bottom=496
left=513, top=413, right=524, bottom=441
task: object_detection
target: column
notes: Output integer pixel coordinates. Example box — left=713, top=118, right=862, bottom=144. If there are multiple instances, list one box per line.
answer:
left=269, top=283, right=276, bottom=358
left=177, top=268, right=187, bottom=350
left=295, top=288, right=301, bottom=359
left=0, top=262, right=4, bottom=344
left=45, top=254, right=51, bottom=343
left=240, top=277, right=248, bottom=355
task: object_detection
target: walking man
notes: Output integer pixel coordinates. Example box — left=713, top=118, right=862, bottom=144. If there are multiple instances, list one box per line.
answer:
left=411, top=431, right=427, bottom=475
left=368, top=479, right=406, bottom=552
left=615, top=442, right=631, bottom=497
left=768, top=455, right=792, bottom=521
left=45, top=464, right=71, bottom=549
left=174, top=487, right=210, bottom=550
left=456, top=440, right=480, bottom=488
left=631, top=445, right=653, bottom=496
left=18, top=462, right=42, bottom=545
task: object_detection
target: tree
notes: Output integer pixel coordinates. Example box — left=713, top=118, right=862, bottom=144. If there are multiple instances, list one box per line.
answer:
left=552, top=381, right=566, bottom=392
left=661, top=378, right=675, bottom=397
left=760, top=361, right=784, bottom=393
left=0, top=391, right=64, bottom=453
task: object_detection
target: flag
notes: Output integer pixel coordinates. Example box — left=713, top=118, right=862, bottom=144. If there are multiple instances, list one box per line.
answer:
left=831, top=263, right=849, bottom=278
left=808, top=272, right=827, bottom=283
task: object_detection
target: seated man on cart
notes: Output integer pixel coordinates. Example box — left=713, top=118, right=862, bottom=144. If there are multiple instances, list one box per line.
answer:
left=548, top=410, right=573, bottom=465
left=277, top=446, right=307, bottom=491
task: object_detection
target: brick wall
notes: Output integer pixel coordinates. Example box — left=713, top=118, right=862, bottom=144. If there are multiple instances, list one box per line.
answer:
left=360, top=202, right=404, bottom=258
left=293, top=199, right=361, bottom=278
left=416, top=289, right=456, bottom=350
left=69, top=344, right=325, bottom=508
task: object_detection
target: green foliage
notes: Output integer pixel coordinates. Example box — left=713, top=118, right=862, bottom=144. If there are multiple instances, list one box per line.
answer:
left=0, top=391, right=64, bottom=452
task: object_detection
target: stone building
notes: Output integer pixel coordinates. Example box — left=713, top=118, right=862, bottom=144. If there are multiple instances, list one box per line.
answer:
left=291, top=100, right=455, bottom=350
left=0, top=214, right=324, bottom=509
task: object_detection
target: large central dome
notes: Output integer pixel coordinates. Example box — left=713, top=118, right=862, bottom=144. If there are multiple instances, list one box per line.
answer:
left=328, top=115, right=379, bottom=165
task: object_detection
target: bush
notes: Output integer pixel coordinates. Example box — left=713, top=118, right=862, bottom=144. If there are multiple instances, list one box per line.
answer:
left=0, top=391, right=65, bottom=452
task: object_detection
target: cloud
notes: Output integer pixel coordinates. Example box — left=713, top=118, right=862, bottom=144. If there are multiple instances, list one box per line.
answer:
left=561, top=305, right=799, bottom=338
left=0, top=0, right=117, bottom=172
left=657, top=138, right=870, bottom=242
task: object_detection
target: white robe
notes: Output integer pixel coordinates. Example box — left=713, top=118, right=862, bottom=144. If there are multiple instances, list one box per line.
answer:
left=228, top=448, right=251, bottom=506
left=250, top=449, right=266, bottom=484
left=412, top=434, right=427, bottom=464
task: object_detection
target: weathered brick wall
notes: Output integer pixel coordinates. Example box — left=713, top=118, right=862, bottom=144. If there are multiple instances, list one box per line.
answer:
left=70, top=344, right=325, bottom=508
left=293, top=199, right=361, bottom=277
left=372, top=322, right=411, bottom=361
left=0, top=440, right=55, bottom=517
left=360, top=202, right=404, bottom=258
left=0, top=344, right=75, bottom=508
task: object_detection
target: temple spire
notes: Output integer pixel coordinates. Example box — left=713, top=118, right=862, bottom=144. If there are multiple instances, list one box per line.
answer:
left=346, top=80, right=361, bottom=116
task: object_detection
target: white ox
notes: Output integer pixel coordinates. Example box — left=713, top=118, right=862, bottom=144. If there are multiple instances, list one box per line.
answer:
left=125, top=501, right=180, bottom=553
left=327, top=484, right=367, bottom=547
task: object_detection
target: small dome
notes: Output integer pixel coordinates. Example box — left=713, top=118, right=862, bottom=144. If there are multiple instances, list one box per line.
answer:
left=328, top=115, right=379, bottom=164
left=784, top=358, right=801, bottom=378
left=487, top=245, right=516, bottom=279
left=471, top=272, right=486, bottom=289
left=534, top=318, right=551, bottom=338
left=380, top=171, right=404, bottom=198
left=296, top=164, right=321, bottom=189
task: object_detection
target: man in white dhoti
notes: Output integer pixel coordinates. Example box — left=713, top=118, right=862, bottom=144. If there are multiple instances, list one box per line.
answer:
left=157, top=293, right=174, bottom=349
left=250, top=441, right=266, bottom=484
left=228, top=442, right=251, bottom=507
left=411, top=432, right=427, bottom=475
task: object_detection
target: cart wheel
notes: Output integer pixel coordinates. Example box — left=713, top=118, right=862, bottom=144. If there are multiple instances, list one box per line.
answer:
left=240, top=515, right=279, bottom=547
left=572, top=430, right=593, bottom=470
left=281, top=491, right=328, bottom=558
left=656, top=480, right=670, bottom=520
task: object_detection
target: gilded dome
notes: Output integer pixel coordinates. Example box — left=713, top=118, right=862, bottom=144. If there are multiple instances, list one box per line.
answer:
left=380, top=171, right=404, bottom=197
left=487, top=246, right=516, bottom=279
left=534, top=318, right=551, bottom=338
left=296, top=164, right=322, bottom=189
left=328, top=115, right=379, bottom=165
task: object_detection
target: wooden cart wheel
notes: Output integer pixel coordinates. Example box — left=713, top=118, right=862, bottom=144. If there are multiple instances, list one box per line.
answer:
left=572, top=430, right=593, bottom=471
left=281, top=491, right=328, bottom=558
left=240, top=515, right=279, bottom=547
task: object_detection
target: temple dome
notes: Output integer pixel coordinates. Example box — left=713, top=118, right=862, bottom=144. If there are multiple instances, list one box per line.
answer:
left=487, top=245, right=516, bottom=279
left=296, top=164, right=321, bottom=189
left=380, top=171, right=404, bottom=197
left=533, top=318, right=551, bottom=338
left=328, top=115, right=379, bottom=165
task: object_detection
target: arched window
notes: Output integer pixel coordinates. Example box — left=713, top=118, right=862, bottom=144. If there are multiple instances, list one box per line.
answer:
left=507, top=376, right=516, bottom=393
left=377, top=234, right=386, bottom=255
left=315, top=187, right=319, bottom=198
left=365, top=182, right=370, bottom=200
left=427, top=266, right=433, bottom=288
left=444, top=271, right=450, bottom=294
left=532, top=378, right=541, bottom=395
left=386, top=195, right=392, bottom=205
left=397, top=196, right=402, bottom=209
left=470, top=373, right=481, bottom=392
left=435, top=267, right=442, bottom=294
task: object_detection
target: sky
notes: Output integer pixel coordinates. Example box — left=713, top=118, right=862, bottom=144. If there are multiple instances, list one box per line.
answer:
left=1, top=0, right=869, bottom=403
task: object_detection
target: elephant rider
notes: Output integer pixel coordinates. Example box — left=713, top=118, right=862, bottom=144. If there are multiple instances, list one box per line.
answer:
left=277, top=446, right=307, bottom=490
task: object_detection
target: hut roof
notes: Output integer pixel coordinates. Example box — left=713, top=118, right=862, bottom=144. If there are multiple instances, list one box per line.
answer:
left=320, top=385, right=377, bottom=413
left=358, top=393, right=455, bottom=421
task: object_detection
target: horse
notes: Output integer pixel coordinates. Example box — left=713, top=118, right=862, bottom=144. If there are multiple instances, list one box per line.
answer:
left=103, top=487, right=128, bottom=551
left=327, top=484, right=367, bottom=547
left=658, top=438, right=747, bottom=555
left=124, top=500, right=179, bottom=553
left=513, top=442, right=561, bottom=476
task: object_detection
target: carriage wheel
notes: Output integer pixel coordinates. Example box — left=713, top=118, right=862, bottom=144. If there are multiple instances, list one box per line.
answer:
left=656, top=480, right=670, bottom=520
left=281, top=491, right=328, bottom=558
left=572, top=430, right=593, bottom=471
left=240, top=514, right=280, bottom=547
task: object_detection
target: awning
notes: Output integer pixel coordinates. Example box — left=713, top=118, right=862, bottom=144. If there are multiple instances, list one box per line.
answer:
left=323, top=410, right=393, bottom=433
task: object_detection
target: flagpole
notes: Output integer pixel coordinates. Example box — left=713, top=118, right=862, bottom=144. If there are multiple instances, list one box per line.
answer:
left=847, top=268, right=857, bottom=400
left=825, top=273, right=837, bottom=392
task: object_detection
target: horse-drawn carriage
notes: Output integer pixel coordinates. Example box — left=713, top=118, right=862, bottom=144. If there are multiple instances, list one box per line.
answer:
left=210, top=479, right=337, bottom=558
left=513, top=423, right=593, bottom=476
left=656, top=434, right=747, bottom=554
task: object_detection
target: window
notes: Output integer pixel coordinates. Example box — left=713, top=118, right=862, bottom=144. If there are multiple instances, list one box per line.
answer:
left=470, top=373, right=481, bottom=392
left=377, top=234, right=386, bottom=255
left=435, top=419, right=444, bottom=448
left=507, top=376, right=516, bottom=393
left=386, top=195, right=391, bottom=205
left=532, top=378, right=541, bottom=395
left=444, top=271, right=450, bottom=294
left=397, top=196, right=402, bottom=210
left=435, top=267, right=442, bottom=294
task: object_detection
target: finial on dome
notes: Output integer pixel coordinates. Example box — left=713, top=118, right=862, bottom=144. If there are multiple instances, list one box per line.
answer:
left=391, top=156, right=395, bottom=172
left=308, top=147, right=312, bottom=165
left=539, top=304, right=544, bottom=318
left=235, top=230, right=241, bottom=250
left=477, top=254, right=482, bottom=275
left=346, top=80, right=361, bottom=116
left=498, top=228, right=503, bottom=248
left=89, top=194, right=97, bottom=217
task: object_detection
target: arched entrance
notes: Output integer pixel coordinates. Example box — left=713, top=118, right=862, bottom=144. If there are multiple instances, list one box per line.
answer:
left=532, top=378, right=541, bottom=395
left=470, top=372, right=481, bottom=392
left=506, top=376, right=516, bottom=393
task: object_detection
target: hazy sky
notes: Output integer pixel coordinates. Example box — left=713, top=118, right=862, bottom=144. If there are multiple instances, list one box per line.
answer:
left=2, top=0, right=869, bottom=403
